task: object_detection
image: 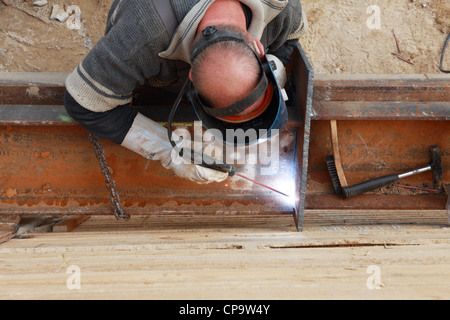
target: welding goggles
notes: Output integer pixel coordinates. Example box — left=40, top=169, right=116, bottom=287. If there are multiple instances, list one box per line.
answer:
left=171, top=25, right=288, bottom=147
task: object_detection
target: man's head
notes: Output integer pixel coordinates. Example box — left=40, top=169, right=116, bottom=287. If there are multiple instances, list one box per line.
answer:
left=189, top=25, right=268, bottom=123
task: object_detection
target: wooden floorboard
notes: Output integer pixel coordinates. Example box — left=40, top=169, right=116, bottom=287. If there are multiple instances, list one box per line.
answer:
left=0, top=215, right=449, bottom=300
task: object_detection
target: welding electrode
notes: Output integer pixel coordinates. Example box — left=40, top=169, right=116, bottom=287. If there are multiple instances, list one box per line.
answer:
left=234, top=172, right=290, bottom=198
left=181, top=148, right=290, bottom=198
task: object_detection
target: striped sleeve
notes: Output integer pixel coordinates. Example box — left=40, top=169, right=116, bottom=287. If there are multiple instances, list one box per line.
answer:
left=65, top=62, right=133, bottom=112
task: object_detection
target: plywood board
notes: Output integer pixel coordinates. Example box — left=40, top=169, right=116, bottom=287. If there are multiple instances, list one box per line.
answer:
left=0, top=215, right=449, bottom=300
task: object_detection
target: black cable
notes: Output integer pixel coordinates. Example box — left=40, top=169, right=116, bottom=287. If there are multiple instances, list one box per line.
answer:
left=167, top=77, right=191, bottom=150
left=166, top=77, right=236, bottom=176
left=439, top=33, right=450, bottom=73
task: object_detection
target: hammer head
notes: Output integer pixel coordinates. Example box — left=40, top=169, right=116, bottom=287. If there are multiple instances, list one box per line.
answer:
left=430, top=145, right=445, bottom=193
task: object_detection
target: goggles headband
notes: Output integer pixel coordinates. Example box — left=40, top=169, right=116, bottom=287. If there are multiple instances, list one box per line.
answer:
left=193, top=71, right=268, bottom=118
left=190, top=25, right=250, bottom=61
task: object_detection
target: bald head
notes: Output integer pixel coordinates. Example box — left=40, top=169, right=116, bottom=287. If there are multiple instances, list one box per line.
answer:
left=190, top=29, right=262, bottom=113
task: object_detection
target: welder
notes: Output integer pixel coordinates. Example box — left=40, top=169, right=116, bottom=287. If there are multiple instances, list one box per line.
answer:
left=64, top=0, right=308, bottom=184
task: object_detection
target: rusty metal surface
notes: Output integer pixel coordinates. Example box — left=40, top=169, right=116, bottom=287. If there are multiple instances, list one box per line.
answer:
left=313, top=74, right=450, bottom=102
left=0, top=125, right=296, bottom=216
left=0, top=67, right=449, bottom=227
left=306, top=120, right=449, bottom=210
left=313, top=74, right=450, bottom=120
left=291, top=43, right=314, bottom=231
left=304, top=73, right=450, bottom=215
left=312, top=102, right=449, bottom=120
left=0, top=105, right=76, bottom=126
left=0, top=73, right=66, bottom=106
left=2, top=73, right=449, bottom=122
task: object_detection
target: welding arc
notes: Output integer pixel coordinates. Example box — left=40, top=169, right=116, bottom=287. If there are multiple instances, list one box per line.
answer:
left=235, top=173, right=290, bottom=198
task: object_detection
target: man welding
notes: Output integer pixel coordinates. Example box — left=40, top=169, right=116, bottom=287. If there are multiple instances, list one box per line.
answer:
left=64, top=0, right=308, bottom=184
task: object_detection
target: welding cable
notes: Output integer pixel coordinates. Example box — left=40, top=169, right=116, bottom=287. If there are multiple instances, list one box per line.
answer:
left=167, top=77, right=236, bottom=176
left=439, top=33, right=450, bottom=73
left=168, top=77, right=191, bottom=150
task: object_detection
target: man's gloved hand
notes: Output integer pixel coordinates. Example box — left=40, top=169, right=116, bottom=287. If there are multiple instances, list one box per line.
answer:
left=121, top=113, right=228, bottom=184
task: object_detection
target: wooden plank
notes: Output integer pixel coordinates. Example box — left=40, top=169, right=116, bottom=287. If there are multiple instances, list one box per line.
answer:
left=0, top=231, right=13, bottom=245
left=0, top=216, right=449, bottom=299
left=55, top=211, right=449, bottom=231
left=0, top=215, right=20, bottom=232
left=52, top=216, right=90, bottom=233
left=303, top=209, right=448, bottom=226
left=329, top=120, right=348, bottom=187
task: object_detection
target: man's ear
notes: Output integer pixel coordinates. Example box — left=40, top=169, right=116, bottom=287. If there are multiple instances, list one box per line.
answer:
left=189, top=69, right=193, bottom=81
left=253, top=38, right=265, bottom=58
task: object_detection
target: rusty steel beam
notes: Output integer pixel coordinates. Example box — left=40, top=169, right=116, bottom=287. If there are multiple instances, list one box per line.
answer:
left=313, top=74, right=450, bottom=103
left=311, top=102, right=449, bottom=121
left=312, top=74, right=450, bottom=121
left=0, top=68, right=301, bottom=224
left=0, top=73, right=67, bottom=106
left=306, top=120, right=449, bottom=209
left=0, top=124, right=297, bottom=216
left=290, top=44, right=313, bottom=231
left=304, top=73, right=449, bottom=219
left=2, top=73, right=449, bottom=123
left=0, top=51, right=449, bottom=229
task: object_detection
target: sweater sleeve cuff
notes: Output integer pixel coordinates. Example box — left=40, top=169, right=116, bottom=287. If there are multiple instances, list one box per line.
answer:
left=65, top=63, right=133, bottom=113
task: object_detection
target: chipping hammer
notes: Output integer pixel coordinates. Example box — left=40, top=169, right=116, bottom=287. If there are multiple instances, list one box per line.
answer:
left=326, top=145, right=445, bottom=199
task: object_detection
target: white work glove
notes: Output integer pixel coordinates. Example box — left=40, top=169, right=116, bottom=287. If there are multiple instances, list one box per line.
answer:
left=121, top=113, right=229, bottom=184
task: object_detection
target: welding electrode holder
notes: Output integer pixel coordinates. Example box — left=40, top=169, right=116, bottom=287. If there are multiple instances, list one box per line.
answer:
left=178, top=147, right=236, bottom=176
